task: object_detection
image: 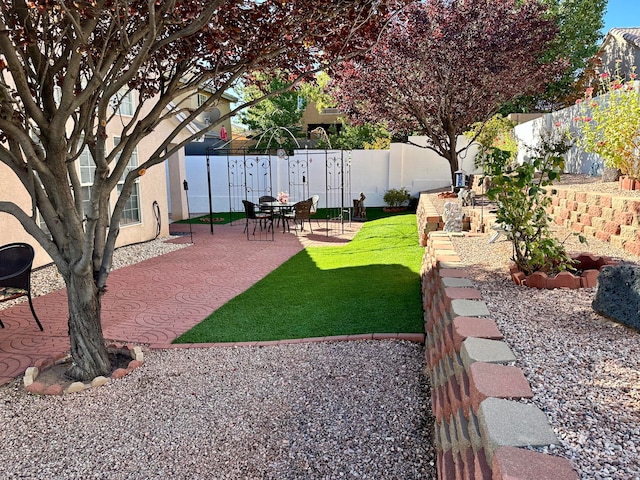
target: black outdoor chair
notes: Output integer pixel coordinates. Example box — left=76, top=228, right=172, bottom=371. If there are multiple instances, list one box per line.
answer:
left=0, top=242, right=44, bottom=331
left=242, top=200, right=274, bottom=240
left=258, top=195, right=280, bottom=226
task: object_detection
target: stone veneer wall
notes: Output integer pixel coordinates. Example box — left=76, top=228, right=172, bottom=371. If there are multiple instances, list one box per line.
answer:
left=418, top=193, right=579, bottom=480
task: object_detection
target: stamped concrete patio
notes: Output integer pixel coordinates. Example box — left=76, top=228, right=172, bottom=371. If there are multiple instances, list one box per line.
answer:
left=0, top=220, right=390, bottom=385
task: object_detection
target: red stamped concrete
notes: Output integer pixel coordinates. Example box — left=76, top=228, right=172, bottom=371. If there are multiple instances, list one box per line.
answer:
left=0, top=221, right=424, bottom=386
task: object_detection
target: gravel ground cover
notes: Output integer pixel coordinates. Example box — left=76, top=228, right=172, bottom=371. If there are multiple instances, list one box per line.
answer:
left=431, top=175, right=640, bottom=480
left=0, top=341, right=434, bottom=479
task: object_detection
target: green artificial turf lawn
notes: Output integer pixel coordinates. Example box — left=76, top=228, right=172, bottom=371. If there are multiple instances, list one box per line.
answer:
left=173, top=214, right=424, bottom=343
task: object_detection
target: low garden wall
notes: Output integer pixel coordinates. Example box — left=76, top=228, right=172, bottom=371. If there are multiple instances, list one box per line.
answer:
left=463, top=178, right=640, bottom=256
left=546, top=187, right=640, bottom=256
left=418, top=193, right=579, bottom=479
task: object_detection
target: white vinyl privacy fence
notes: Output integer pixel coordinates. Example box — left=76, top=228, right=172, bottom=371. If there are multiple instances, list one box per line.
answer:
left=175, top=136, right=482, bottom=215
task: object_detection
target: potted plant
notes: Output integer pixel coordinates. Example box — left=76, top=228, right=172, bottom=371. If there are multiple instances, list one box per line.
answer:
left=383, top=187, right=410, bottom=212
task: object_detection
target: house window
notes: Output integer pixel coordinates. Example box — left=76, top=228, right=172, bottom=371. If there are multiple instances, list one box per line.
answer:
left=117, top=183, right=140, bottom=225
left=197, top=93, right=208, bottom=107
left=79, top=145, right=95, bottom=220
left=114, top=136, right=141, bottom=225
left=113, top=90, right=134, bottom=116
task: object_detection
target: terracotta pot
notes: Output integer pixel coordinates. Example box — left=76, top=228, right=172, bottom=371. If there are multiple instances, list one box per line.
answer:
left=619, top=176, right=640, bottom=191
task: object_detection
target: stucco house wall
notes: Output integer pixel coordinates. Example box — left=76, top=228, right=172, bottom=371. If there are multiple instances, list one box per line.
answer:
left=0, top=90, right=193, bottom=268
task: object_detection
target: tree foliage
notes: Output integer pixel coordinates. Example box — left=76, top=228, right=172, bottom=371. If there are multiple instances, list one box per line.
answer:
left=0, top=0, right=409, bottom=380
left=239, top=75, right=307, bottom=152
left=319, top=119, right=391, bottom=150
left=330, top=0, right=566, bottom=183
left=465, top=114, right=518, bottom=164
left=501, top=0, right=606, bottom=112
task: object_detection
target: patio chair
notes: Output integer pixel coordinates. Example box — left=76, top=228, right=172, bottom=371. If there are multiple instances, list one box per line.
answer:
left=283, top=199, right=313, bottom=235
left=242, top=200, right=273, bottom=239
left=259, top=195, right=279, bottom=226
left=309, top=195, right=321, bottom=227
left=0, top=242, right=44, bottom=331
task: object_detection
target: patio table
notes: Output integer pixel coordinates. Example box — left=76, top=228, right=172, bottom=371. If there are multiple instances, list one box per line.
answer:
left=260, top=201, right=297, bottom=233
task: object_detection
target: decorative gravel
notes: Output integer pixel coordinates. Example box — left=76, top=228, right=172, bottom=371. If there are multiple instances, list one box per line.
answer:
left=0, top=341, right=435, bottom=479
left=431, top=175, right=640, bottom=480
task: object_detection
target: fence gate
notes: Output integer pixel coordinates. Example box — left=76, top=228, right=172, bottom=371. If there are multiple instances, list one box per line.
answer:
left=287, top=154, right=310, bottom=202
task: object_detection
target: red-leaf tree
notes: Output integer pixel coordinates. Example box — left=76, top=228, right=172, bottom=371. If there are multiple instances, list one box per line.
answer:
left=0, top=0, right=410, bottom=380
left=330, top=0, right=567, bottom=184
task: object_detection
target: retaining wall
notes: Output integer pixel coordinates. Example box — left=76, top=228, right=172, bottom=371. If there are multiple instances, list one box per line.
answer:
left=546, top=187, right=640, bottom=256
left=418, top=194, right=579, bottom=480
left=464, top=177, right=640, bottom=256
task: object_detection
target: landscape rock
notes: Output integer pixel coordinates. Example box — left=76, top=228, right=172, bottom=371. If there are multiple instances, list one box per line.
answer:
left=443, top=201, right=463, bottom=232
left=592, top=264, right=640, bottom=330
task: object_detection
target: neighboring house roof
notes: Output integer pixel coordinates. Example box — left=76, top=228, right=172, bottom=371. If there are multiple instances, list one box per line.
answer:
left=596, top=28, right=640, bottom=78
left=608, top=28, right=640, bottom=49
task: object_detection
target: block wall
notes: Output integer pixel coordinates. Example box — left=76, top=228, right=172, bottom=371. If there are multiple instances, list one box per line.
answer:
left=546, top=187, right=640, bottom=256
left=418, top=194, right=579, bottom=480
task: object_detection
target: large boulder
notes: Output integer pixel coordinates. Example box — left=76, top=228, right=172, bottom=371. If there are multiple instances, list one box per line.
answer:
left=592, top=265, right=640, bottom=330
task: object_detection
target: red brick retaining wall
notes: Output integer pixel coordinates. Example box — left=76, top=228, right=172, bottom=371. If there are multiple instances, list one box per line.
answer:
left=546, top=187, right=640, bottom=256
left=463, top=184, right=640, bottom=256
left=418, top=194, right=579, bottom=480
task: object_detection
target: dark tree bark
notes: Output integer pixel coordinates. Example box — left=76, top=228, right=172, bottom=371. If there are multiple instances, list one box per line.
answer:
left=66, top=272, right=110, bottom=380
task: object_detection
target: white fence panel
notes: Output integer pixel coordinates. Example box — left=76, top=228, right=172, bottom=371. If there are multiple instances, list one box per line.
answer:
left=180, top=137, right=479, bottom=215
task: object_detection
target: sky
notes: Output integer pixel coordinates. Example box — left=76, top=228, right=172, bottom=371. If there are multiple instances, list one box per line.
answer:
left=602, top=0, right=640, bottom=33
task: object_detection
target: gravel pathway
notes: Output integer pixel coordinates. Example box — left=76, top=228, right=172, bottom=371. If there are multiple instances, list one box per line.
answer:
left=0, top=342, right=434, bottom=479
left=431, top=174, right=640, bottom=480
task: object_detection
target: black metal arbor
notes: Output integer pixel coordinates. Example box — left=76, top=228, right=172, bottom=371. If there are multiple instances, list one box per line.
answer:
left=203, top=146, right=351, bottom=236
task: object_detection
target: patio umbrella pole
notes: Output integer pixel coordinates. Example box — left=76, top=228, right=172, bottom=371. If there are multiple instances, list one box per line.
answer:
left=183, top=180, right=193, bottom=244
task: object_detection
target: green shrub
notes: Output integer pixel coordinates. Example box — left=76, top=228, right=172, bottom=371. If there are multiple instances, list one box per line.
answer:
left=383, top=187, right=410, bottom=208
left=482, top=129, right=585, bottom=275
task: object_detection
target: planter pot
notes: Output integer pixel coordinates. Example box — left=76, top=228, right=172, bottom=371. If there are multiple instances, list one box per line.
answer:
left=619, top=176, right=640, bottom=191
left=509, top=253, right=619, bottom=289
left=383, top=206, right=409, bottom=213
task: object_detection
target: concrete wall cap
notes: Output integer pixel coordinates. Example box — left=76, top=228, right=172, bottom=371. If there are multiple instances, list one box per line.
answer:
left=461, top=337, right=517, bottom=370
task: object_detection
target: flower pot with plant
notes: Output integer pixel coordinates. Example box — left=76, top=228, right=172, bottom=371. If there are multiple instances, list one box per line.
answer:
left=383, top=187, right=410, bottom=212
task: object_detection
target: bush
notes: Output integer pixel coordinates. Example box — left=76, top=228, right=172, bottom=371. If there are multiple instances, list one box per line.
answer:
left=482, top=128, right=585, bottom=275
left=383, top=187, right=410, bottom=208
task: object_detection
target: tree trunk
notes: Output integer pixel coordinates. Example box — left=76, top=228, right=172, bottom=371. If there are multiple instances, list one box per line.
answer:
left=448, top=131, right=460, bottom=186
left=65, top=271, right=111, bottom=381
